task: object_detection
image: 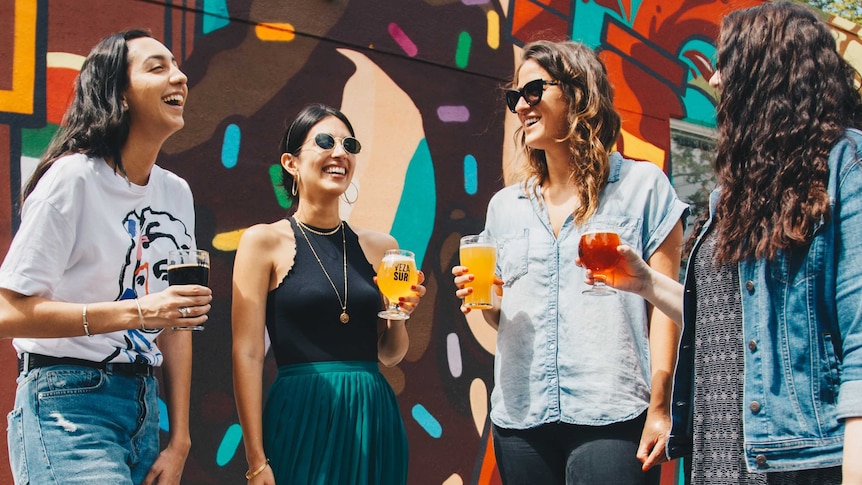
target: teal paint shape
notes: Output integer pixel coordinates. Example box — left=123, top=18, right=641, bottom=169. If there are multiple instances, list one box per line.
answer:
left=389, top=138, right=435, bottom=269
left=202, top=0, right=230, bottom=34
left=455, top=31, right=472, bottom=69
left=222, top=124, right=240, bottom=169
left=464, top=154, right=477, bottom=195
left=269, top=164, right=292, bottom=209
left=216, top=423, right=243, bottom=466
left=159, top=398, right=169, bottom=432
left=570, top=1, right=634, bottom=49
left=681, top=91, right=717, bottom=128
left=411, top=404, right=442, bottom=438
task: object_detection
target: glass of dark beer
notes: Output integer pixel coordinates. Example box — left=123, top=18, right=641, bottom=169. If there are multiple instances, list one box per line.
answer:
left=167, top=248, right=210, bottom=330
left=578, top=231, right=621, bottom=296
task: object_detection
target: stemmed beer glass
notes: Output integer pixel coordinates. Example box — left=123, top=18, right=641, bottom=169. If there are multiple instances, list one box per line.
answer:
left=578, top=231, right=621, bottom=296
left=377, top=249, right=418, bottom=320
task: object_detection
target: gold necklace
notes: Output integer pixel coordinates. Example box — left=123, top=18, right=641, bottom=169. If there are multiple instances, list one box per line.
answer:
left=295, top=218, right=349, bottom=324
left=296, top=219, right=341, bottom=236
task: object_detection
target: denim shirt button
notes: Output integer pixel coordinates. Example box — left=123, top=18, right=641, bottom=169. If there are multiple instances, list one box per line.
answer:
left=748, top=340, right=757, bottom=351
left=755, top=454, right=768, bottom=467
left=749, top=401, right=761, bottom=413
left=745, top=280, right=755, bottom=292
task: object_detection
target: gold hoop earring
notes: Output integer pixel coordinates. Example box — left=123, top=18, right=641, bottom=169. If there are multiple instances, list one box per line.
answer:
left=341, top=181, right=358, bottom=205
left=291, top=177, right=298, bottom=197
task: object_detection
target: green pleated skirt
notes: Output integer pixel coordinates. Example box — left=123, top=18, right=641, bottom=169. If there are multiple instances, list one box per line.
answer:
left=262, top=361, right=408, bottom=485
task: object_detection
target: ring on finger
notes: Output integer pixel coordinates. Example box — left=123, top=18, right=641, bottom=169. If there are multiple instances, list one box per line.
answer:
left=179, top=306, right=190, bottom=318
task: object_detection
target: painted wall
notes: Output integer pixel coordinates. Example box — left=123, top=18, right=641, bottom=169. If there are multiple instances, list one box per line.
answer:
left=1, top=0, right=860, bottom=483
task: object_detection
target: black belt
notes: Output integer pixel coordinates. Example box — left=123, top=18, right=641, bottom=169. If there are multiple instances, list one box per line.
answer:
left=18, top=353, right=154, bottom=377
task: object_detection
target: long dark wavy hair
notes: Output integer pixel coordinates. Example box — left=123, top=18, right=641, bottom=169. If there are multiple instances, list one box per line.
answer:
left=513, top=40, right=621, bottom=225
left=712, top=2, right=862, bottom=262
left=279, top=103, right=356, bottom=209
left=21, top=29, right=152, bottom=206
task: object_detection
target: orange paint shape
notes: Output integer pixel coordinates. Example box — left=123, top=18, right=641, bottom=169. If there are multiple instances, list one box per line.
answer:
left=255, top=23, right=296, bottom=41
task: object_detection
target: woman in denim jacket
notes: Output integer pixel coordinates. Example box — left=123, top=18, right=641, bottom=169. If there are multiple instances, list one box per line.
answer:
left=452, top=40, right=688, bottom=484
left=581, top=3, right=862, bottom=483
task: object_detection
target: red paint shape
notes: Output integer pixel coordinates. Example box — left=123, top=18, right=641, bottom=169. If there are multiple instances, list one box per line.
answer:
left=46, top=67, right=78, bottom=125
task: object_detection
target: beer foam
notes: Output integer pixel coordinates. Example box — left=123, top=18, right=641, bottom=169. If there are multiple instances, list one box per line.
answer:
left=382, top=254, right=413, bottom=264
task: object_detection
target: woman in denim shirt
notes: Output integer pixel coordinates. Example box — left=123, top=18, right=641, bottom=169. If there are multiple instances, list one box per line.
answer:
left=582, top=3, right=862, bottom=483
left=453, top=40, right=688, bottom=484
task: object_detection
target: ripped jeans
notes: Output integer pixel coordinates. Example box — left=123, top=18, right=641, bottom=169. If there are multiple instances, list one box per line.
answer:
left=7, top=366, right=159, bottom=484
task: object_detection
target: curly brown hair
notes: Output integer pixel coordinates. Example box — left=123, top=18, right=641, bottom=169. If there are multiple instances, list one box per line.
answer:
left=712, top=2, right=862, bottom=262
left=513, top=40, right=621, bottom=225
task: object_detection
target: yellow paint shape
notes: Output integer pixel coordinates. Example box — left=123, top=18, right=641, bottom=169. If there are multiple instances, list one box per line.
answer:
left=470, top=378, right=489, bottom=437
left=46, top=52, right=85, bottom=70
left=620, top=128, right=666, bottom=170
left=442, top=473, right=464, bottom=485
left=486, top=11, right=500, bottom=50
left=255, top=23, right=296, bottom=42
left=336, top=48, right=425, bottom=232
left=212, top=228, right=246, bottom=252
left=0, top=0, right=38, bottom=114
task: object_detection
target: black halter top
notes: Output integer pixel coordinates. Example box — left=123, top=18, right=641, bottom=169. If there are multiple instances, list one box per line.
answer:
left=265, top=217, right=381, bottom=366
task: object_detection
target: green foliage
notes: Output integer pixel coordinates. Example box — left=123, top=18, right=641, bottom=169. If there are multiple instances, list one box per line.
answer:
left=798, top=0, right=862, bottom=25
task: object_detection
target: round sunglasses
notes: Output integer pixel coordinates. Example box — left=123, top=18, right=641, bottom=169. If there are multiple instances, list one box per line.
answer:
left=504, top=79, right=560, bottom=113
left=313, top=133, right=361, bottom=154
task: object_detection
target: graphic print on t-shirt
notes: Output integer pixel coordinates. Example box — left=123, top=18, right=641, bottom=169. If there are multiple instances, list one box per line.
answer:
left=110, top=207, right=192, bottom=362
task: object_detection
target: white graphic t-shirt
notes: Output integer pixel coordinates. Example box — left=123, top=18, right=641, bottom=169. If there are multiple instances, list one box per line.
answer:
left=0, top=153, right=196, bottom=366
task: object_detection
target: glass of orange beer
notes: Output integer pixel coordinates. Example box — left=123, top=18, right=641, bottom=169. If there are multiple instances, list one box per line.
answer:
left=377, top=249, right=418, bottom=320
left=578, top=231, right=621, bottom=296
left=460, top=235, right=497, bottom=309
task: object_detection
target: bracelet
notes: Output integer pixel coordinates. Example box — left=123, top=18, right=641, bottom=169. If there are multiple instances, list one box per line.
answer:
left=245, top=458, right=270, bottom=480
left=82, top=304, right=91, bottom=337
left=135, top=298, right=147, bottom=331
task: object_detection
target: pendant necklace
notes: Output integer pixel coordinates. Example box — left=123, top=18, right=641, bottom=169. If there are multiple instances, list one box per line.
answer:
left=295, top=218, right=349, bottom=324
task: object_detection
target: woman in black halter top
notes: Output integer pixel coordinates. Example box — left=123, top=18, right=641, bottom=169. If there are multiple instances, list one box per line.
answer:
left=231, top=104, right=426, bottom=484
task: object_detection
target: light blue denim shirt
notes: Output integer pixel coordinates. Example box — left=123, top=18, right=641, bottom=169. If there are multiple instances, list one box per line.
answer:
left=668, top=128, right=862, bottom=471
left=485, top=152, right=689, bottom=429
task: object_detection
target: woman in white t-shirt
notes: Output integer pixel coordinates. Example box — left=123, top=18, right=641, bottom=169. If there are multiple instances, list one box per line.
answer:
left=0, top=29, right=210, bottom=484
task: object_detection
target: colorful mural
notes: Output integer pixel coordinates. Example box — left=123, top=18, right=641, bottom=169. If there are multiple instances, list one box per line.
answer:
left=1, top=0, right=860, bottom=484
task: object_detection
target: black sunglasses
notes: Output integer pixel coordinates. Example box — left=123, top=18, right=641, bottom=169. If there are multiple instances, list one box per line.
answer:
left=314, top=133, right=361, bottom=155
left=504, top=79, right=560, bottom=113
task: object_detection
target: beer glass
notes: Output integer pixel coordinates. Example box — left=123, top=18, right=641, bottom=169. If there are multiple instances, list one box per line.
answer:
left=167, top=248, right=210, bottom=330
left=459, top=235, right=497, bottom=309
left=578, top=231, right=621, bottom=296
left=377, top=249, right=418, bottom=320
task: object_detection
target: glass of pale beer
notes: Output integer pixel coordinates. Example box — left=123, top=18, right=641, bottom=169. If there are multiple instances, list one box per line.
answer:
left=377, top=249, right=418, bottom=320
left=460, top=234, right=497, bottom=309
left=578, top=231, right=621, bottom=296
left=167, top=248, right=210, bottom=330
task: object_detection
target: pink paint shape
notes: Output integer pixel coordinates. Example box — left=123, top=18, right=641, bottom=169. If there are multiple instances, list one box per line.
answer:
left=462, top=0, right=489, bottom=4
left=388, top=22, right=418, bottom=57
left=437, top=105, right=470, bottom=122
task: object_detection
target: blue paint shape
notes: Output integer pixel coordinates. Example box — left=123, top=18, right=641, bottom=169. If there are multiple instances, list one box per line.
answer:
left=464, top=154, right=477, bottom=195
left=411, top=404, right=442, bottom=438
left=203, top=0, right=230, bottom=34
left=390, top=138, right=435, bottom=268
left=159, top=398, right=169, bottom=432
left=221, top=124, right=240, bottom=168
left=216, top=423, right=243, bottom=466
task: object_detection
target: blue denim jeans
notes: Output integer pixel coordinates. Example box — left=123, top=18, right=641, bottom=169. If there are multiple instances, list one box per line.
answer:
left=7, top=365, right=159, bottom=484
left=492, top=413, right=661, bottom=485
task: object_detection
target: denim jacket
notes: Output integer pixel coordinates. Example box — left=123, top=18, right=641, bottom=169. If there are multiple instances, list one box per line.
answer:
left=667, top=129, right=862, bottom=471
left=485, top=152, right=689, bottom=429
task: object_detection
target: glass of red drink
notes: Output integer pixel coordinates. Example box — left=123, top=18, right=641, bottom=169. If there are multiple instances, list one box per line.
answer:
left=578, top=231, right=621, bottom=296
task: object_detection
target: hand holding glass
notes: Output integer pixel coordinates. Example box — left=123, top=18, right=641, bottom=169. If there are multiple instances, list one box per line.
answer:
left=459, top=235, right=497, bottom=309
left=578, top=231, right=621, bottom=296
left=377, top=249, right=418, bottom=320
left=167, top=249, right=210, bottom=330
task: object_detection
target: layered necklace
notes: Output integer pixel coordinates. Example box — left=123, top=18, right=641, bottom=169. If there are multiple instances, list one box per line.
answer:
left=295, top=218, right=349, bottom=324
